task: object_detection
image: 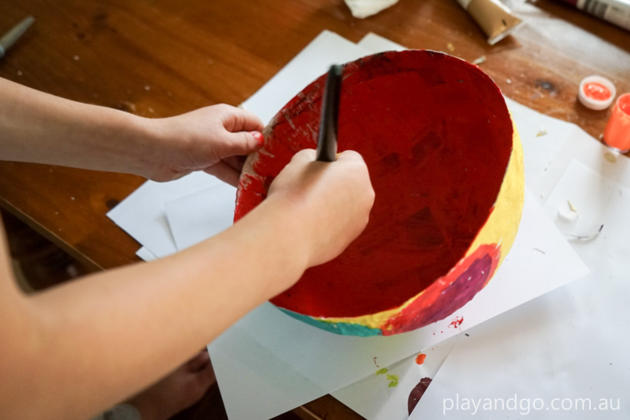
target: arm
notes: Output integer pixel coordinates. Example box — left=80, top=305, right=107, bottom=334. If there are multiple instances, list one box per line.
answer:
left=0, top=146, right=374, bottom=420
left=0, top=76, right=264, bottom=184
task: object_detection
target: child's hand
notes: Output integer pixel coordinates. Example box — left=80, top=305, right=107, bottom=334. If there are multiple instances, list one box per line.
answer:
left=145, top=104, right=264, bottom=184
left=267, top=149, right=375, bottom=268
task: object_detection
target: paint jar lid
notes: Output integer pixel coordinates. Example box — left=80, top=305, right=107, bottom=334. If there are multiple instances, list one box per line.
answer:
left=578, top=75, right=616, bottom=110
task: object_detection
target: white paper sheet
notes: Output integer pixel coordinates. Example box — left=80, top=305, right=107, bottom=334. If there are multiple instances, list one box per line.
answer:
left=208, top=189, right=588, bottom=419
left=544, top=159, right=630, bottom=280
left=107, top=172, right=222, bottom=257
left=164, top=183, right=236, bottom=250
left=210, top=322, right=327, bottom=420
left=357, top=32, right=406, bottom=52
left=332, top=338, right=458, bottom=419
left=135, top=246, right=157, bottom=262
left=410, top=159, right=630, bottom=419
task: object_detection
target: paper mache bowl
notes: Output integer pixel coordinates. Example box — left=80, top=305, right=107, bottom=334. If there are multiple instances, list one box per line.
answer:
left=235, top=50, right=524, bottom=336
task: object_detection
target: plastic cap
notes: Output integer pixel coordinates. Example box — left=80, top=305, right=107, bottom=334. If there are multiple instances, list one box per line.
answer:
left=578, top=75, right=616, bottom=111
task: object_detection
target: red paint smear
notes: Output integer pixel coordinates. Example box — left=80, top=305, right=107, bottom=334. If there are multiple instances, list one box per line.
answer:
left=408, top=377, right=432, bottom=414
left=583, top=82, right=611, bottom=101
left=449, top=316, right=464, bottom=328
left=415, top=353, right=426, bottom=365
left=236, top=50, right=512, bottom=318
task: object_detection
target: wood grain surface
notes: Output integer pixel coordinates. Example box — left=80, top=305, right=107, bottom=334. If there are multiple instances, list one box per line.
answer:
left=0, top=0, right=628, bottom=418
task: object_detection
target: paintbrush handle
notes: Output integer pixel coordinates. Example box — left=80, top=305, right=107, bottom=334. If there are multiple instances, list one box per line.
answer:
left=0, top=16, right=35, bottom=59
left=316, top=64, right=343, bottom=162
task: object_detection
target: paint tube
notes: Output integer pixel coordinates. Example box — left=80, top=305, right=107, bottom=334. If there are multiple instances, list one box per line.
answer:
left=556, top=0, right=630, bottom=32
left=456, top=0, right=523, bottom=45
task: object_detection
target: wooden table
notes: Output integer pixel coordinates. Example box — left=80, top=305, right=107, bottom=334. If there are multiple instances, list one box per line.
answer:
left=1, top=0, right=628, bottom=418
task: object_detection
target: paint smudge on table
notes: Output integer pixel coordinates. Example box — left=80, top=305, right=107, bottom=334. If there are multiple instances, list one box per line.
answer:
left=408, top=377, right=432, bottom=414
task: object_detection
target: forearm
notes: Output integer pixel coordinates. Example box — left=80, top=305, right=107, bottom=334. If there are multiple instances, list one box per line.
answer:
left=0, top=77, right=157, bottom=176
left=9, top=196, right=307, bottom=419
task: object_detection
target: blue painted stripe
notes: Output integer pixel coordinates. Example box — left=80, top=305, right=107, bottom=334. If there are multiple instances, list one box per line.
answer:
left=278, top=308, right=382, bottom=337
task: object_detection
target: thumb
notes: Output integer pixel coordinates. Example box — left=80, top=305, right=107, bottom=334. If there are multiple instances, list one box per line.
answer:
left=221, top=130, right=264, bottom=156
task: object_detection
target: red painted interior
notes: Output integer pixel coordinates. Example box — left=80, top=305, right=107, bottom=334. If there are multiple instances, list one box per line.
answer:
left=236, top=51, right=512, bottom=318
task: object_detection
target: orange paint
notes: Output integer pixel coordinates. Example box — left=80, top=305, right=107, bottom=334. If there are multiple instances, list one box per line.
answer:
left=415, top=353, right=426, bottom=365
left=583, top=82, right=611, bottom=101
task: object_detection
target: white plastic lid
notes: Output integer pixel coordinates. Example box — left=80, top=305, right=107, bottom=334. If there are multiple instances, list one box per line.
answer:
left=578, top=75, right=616, bottom=111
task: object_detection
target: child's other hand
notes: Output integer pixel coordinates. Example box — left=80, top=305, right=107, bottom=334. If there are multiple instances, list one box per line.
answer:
left=145, top=104, right=264, bottom=184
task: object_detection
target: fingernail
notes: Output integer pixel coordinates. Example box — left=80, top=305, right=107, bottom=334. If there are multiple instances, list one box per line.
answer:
left=251, top=131, right=264, bottom=147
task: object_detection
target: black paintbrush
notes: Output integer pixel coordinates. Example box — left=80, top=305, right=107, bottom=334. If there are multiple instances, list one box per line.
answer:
left=316, top=64, right=343, bottom=162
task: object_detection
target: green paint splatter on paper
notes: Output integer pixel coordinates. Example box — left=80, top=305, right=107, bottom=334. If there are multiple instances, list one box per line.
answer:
left=376, top=367, right=398, bottom=388
left=386, top=374, right=399, bottom=388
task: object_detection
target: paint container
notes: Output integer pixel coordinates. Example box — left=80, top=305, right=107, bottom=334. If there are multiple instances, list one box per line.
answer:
left=578, top=75, right=616, bottom=110
left=456, top=0, right=523, bottom=45
left=603, top=93, right=630, bottom=152
left=555, top=0, right=630, bottom=32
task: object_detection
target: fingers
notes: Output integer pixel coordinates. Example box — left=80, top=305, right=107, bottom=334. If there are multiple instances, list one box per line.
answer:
left=219, top=105, right=264, bottom=133
left=204, top=162, right=241, bottom=186
left=208, top=104, right=265, bottom=158
left=291, top=148, right=316, bottom=163
left=223, top=130, right=264, bottom=156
